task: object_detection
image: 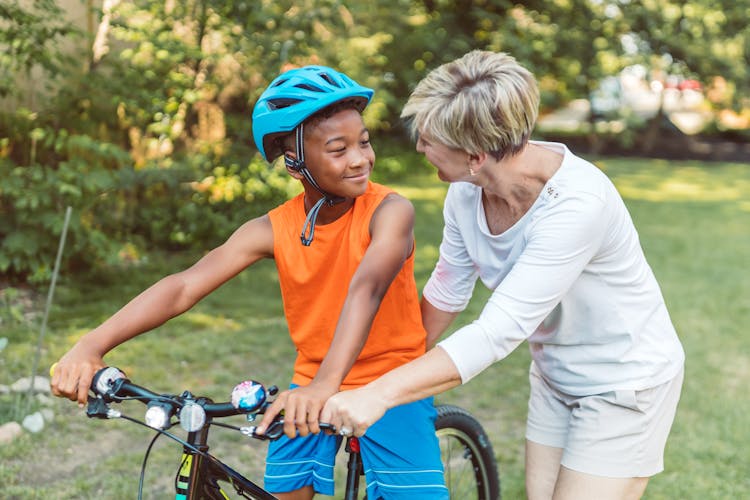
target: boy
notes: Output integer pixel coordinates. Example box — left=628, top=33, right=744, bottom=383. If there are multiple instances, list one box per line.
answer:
left=51, top=65, right=447, bottom=499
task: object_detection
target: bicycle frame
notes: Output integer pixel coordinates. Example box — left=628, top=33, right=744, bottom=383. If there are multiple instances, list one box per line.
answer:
left=82, top=366, right=499, bottom=499
left=175, top=425, right=276, bottom=499
left=343, top=437, right=363, bottom=500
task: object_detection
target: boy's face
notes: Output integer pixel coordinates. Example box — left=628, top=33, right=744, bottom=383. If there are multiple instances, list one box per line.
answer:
left=299, top=108, right=375, bottom=199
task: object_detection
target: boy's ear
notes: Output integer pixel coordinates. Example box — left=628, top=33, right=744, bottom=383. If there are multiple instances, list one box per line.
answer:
left=283, top=152, right=304, bottom=179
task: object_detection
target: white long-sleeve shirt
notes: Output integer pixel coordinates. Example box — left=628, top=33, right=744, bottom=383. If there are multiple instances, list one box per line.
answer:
left=428, top=141, right=684, bottom=395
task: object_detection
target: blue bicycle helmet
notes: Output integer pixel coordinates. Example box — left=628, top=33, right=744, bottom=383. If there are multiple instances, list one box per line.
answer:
left=252, top=66, right=374, bottom=246
left=252, top=65, right=374, bottom=163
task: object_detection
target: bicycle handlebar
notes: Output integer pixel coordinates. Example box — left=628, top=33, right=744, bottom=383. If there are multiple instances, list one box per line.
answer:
left=86, top=366, right=287, bottom=439
left=119, top=380, right=244, bottom=416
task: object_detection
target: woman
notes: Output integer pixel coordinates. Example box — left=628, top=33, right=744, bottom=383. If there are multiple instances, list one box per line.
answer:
left=320, top=50, right=684, bottom=500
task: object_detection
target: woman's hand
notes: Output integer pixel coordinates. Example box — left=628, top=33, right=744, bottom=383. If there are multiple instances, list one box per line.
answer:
left=320, top=347, right=463, bottom=436
left=50, top=343, right=106, bottom=406
left=320, top=386, right=388, bottom=437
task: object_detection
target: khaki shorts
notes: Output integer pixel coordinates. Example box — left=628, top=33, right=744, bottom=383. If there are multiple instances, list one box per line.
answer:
left=526, top=362, right=684, bottom=478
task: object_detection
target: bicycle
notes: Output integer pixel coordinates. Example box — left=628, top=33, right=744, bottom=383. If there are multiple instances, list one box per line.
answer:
left=77, top=366, right=500, bottom=499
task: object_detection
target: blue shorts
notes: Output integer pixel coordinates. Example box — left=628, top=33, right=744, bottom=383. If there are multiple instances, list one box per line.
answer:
left=264, top=390, right=448, bottom=499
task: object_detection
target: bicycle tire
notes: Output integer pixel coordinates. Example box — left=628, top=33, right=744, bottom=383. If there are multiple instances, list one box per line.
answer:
left=435, top=404, right=501, bottom=500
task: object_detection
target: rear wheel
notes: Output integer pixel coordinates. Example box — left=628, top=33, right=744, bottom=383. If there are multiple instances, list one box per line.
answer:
left=435, top=404, right=500, bottom=500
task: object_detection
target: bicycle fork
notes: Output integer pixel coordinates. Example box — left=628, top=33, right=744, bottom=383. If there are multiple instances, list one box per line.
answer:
left=175, top=428, right=213, bottom=500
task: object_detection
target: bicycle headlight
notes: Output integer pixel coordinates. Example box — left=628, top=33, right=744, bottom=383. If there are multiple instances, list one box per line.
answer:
left=144, top=402, right=172, bottom=430
left=179, top=402, right=207, bottom=433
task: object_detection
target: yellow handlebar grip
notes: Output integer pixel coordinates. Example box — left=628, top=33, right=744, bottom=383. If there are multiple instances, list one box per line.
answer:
left=49, top=362, right=58, bottom=377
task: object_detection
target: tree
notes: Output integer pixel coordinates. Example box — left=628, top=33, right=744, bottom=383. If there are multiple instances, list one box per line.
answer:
left=0, top=0, right=77, bottom=102
left=623, top=0, right=750, bottom=149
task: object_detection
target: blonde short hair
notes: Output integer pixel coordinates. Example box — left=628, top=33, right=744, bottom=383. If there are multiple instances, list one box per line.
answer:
left=401, top=50, right=539, bottom=160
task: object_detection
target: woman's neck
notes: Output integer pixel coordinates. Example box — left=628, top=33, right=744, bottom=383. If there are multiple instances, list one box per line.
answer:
left=476, top=143, right=563, bottom=234
left=480, top=143, right=562, bottom=205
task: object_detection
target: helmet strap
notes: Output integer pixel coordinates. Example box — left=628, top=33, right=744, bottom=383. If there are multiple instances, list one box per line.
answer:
left=284, top=124, right=345, bottom=246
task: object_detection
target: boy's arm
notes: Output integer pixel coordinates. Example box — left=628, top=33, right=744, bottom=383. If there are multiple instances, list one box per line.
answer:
left=51, top=215, right=275, bottom=405
left=258, top=194, right=416, bottom=438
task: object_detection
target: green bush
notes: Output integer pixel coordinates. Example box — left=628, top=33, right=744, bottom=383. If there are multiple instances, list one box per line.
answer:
left=0, top=124, right=296, bottom=283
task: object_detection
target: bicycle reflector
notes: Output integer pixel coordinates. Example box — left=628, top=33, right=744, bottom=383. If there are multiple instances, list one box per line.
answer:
left=231, top=380, right=267, bottom=411
left=179, top=402, right=207, bottom=433
left=145, top=402, right=172, bottom=430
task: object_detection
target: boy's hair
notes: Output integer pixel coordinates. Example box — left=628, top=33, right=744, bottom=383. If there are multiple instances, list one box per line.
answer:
left=401, top=50, right=539, bottom=161
left=278, top=98, right=365, bottom=156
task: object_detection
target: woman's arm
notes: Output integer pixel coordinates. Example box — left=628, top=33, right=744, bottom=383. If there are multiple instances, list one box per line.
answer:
left=320, top=345, right=462, bottom=436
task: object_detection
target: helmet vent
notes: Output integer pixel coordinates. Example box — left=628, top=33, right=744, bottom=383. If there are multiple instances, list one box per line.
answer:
left=271, top=78, right=288, bottom=88
left=267, top=98, right=302, bottom=110
left=318, top=72, right=338, bottom=86
left=294, top=83, right=325, bottom=93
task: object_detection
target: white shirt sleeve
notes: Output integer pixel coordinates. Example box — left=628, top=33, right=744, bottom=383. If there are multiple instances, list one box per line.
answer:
left=439, top=191, right=611, bottom=383
left=422, top=186, right=478, bottom=312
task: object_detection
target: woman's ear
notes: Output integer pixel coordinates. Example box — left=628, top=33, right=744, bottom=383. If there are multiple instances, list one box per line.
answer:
left=467, top=151, right=488, bottom=174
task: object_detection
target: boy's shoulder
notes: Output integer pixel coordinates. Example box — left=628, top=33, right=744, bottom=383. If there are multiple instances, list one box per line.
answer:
left=360, top=181, right=412, bottom=212
left=364, top=180, right=395, bottom=197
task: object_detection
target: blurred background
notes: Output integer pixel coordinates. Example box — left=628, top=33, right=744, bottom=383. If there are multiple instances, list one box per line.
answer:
left=1, top=0, right=748, bottom=284
left=1, top=2, right=749, bottom=498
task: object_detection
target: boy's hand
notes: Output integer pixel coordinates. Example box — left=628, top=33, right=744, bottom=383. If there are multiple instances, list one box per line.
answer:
left=256, top=381, right=337, bottom=438
left=320, top=387, right=387, bottom=438
left=50, top=344, right=106, bottom=407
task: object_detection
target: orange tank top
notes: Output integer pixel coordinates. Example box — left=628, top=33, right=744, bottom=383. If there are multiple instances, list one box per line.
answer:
left=268, top=181, right=427, bottom=389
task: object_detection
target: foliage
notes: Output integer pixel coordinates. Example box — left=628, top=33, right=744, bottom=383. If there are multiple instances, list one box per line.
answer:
left=0, top=0, right=78, bottom=98
left=0, top=123, right=296, bottom=282
left=625, top=0, right=749, bottom=110
left=1, top=0, right=749, bottom=284
left=384, top=0, right=626, bottom=112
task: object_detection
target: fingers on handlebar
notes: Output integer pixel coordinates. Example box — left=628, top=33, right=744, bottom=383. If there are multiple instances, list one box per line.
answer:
left=284, top=392, right=324, bottom=438
left=255, top=394, right=285, bottom=435
left=256, top=390, right=326, bottom=438
left=281, top=394, right=303, bottom=438
left=49, top=361, right=100, bottom=407
left=76, top=365, right=96, bottom=406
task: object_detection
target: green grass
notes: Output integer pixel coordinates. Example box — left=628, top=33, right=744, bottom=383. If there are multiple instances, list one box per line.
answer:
left=2, top=155, right=749, bottom=499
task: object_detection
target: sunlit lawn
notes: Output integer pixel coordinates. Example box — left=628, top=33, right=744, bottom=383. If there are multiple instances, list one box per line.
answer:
left=1, top=153, right=748, bottom=498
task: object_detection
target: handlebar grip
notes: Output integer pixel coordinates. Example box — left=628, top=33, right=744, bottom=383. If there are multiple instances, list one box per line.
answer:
left=255, top=420, right=337, bottom=441
left=90, top=367, right=164, bottom=404
left=202, top=402, right=247, bottom=418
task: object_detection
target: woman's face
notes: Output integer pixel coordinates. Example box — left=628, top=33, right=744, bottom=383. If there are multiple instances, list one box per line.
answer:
left=415, top=132, right=470, bottom=183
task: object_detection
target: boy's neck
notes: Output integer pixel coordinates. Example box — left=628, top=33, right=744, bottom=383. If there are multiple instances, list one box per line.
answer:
left=303, top=193, right=355, bottom=225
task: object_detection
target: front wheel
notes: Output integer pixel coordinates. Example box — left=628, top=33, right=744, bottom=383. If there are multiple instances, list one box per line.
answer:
left=435, top=404, right=500, bottom=500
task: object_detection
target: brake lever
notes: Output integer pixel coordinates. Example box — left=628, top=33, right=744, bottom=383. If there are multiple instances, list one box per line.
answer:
left=241, top=418, right=284, bottom=441
left=86, top=396, right=121, bottom=419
